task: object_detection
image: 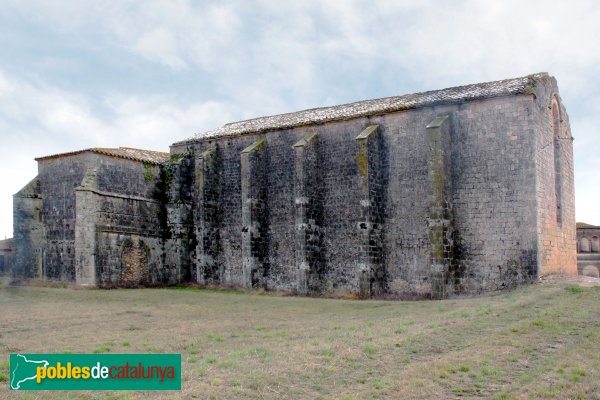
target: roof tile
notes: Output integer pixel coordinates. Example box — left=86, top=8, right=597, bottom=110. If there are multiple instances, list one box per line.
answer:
left=35, top=147, right=170, bottom=164
left=178, top=73, right=547, bottom=143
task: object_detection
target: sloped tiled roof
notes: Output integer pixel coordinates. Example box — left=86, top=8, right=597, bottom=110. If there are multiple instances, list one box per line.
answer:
left=577, top=222, right=600, bottom=229
left=177, top=73, right=548, bottom=143
left=35, top=147, right=170, bottom=165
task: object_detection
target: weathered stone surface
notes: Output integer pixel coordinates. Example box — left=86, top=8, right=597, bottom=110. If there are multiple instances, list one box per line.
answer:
left=241, top=138, right=269, bottom=289
left=195, top=144, right=222, bottom=285
left=170, top=73, right=575, bottom=298
left=293, top=132, right=323, bottom=294
left=13, top=176, right=43, bottom=281
left=355, top=125, right=384, bottom=298
left=13, top=149, right=169, bottom=287
left=426, top=116, right=453, bottom=299
left=13, top=73, right=577, bottom=298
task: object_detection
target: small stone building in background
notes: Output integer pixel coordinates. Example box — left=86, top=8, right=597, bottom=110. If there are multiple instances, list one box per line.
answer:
left=576, top=222, right=600, bottom=278
left=13, top=73, right=577, bottom=298
left=0, top=238, right=12, bottom=275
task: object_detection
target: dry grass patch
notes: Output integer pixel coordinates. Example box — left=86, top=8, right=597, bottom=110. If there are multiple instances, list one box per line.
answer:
left=0, top=281, right=599, bottom=399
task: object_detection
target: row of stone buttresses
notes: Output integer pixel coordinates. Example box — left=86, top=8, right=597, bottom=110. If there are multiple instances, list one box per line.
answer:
left=194, top=115, right=454, bottom=299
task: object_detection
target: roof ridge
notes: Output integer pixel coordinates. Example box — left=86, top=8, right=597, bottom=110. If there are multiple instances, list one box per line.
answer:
left=175, top=72, right=549, bottom=144
left=117, top=146, right=169, bottom=154
left=35, top=147, right=170, bottom=164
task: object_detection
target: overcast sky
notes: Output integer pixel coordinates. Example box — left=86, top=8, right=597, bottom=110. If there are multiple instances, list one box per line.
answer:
left=1, top=0, right=599, bottom=239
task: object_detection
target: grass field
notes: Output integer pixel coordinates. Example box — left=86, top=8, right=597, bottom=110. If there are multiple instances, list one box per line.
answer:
left=1, top=280, right=599, bottom=399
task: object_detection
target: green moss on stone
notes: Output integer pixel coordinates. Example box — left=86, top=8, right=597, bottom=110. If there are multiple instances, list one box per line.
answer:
left=152, top=165, right=175, bottom=240
left=242, top=138, right=265, bottom=154
left=356, top=142, right=368, bottom=177
left=143, top=170, right=154, bottom=182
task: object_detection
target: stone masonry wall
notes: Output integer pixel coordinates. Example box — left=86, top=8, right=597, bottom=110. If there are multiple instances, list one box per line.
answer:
left=170, top=90, right=559, bottom=297
left=13, top=75, right=576, bottom=297
left=195, top=145, right=224, bottom=285
left=14, top=152, right=167, bottom=286
left=532, top=77, right=577, bottom=276
left=75, top=155, right=167, bottom=287
left=33, top=155, right=92, bottom=281
left=163, top=154, right=195, bottom=285
left=13, top=177, right=44, bottom=280
left=448, top=96, right=540, bottom=293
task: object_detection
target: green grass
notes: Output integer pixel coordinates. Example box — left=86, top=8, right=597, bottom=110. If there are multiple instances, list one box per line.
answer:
left=362, top=343, right=376, bottom=355
left=207, top=333, right=224, bottom=342
left=92, top=343, right=113, bottom=353
left=565, top=286, right=584, bottom=294
left=203, top=355, right=218, bottom=364
left=372, top=379, right=384, bottom=389
left=0, top=281, right=599, bottom=398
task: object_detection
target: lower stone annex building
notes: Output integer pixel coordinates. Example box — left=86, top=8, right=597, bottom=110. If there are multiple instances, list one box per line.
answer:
left=576, top=222, right=600, bottom=278
left=0, top=238, right=12, bottom=276
left=13, top=73, right=576, bottom=299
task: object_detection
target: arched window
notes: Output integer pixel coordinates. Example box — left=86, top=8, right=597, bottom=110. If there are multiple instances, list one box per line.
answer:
left=551, top=98, right=562, bottom=225
left=580, top=237, right=591, bottom=253
left=592, top=236, right=599, bottom=253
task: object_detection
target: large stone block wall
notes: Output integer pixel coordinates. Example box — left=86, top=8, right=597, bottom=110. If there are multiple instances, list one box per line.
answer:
left=97, top=157, right=158, bottom=199
left=154, top=155, right=196, bottom=285
left=35, top=155, right=93, bottom=281
left=356, top=125, right=384, bottom=298
left=531, top=77, right=577, bottom=276
left=79, top=191, right=165, bottom=286
left=14, top=152, right=167, bottom=286
left=13, top=177, right=44, bottom=280
left=170, top=91, right=561, bottom=297
left=447, top=96, right=540, bottom=293
left=292, top=132, right=324, bottom=294
left=76, top=156, right=168, bottom=287
left=240, top=138, right=270, bottom=288
left=195, top=145, right=224, bottom=285
left=12, top=75, right=576, bottom=297
left=425, top=116, right=454, bottom=299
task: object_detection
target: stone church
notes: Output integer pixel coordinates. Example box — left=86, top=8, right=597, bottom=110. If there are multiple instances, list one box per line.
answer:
left=13, top=73, right=576, bottom=298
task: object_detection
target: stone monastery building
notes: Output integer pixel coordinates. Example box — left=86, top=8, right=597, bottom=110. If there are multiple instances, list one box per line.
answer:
left=576, top=223, right=600, bottom=278
left=13, top=73, right=576, bottom=298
